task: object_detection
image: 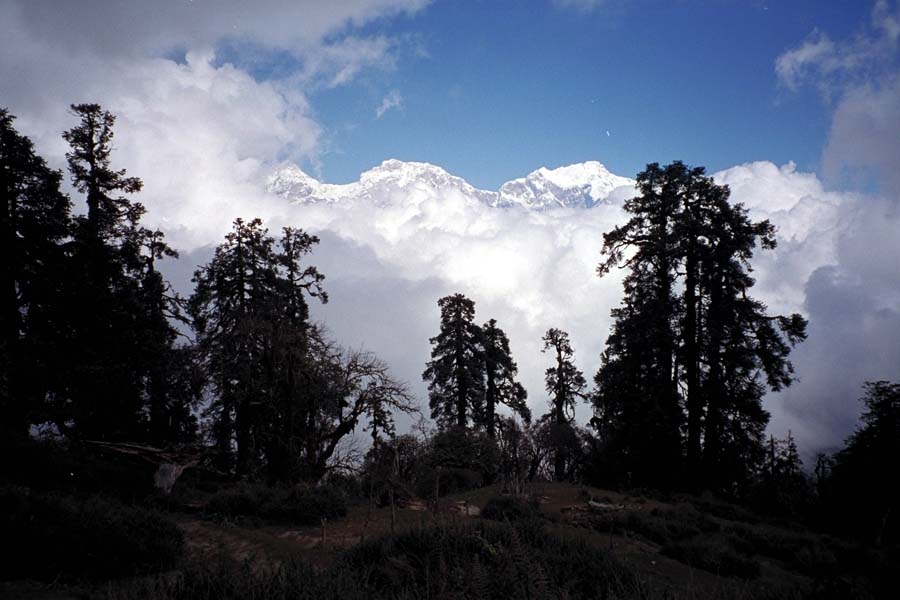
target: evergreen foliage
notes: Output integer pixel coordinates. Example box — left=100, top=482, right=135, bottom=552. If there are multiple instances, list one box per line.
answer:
left=422, top=293, right=485, bottom=429
left=541, top=328, right=587, bottom=481
left=594, top=161, right=807, bottom=492
left=480, top=318, right=530, bottom=437
left=827, top=381, right=900, bottom=544
left=191, top=219, right=412, bottom=481
left=0, top=109, right=71, bottom=438
left=61, top=104, right=190, bottom=442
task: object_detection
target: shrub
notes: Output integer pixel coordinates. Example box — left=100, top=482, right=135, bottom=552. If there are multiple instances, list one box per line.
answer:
left=414, top=428, right=500, bottom=498
left=587, top=504, right=719, bottom=546
left=0, top=486, right=183, bottom=582
left=662, top=536, right=761, bottom=580
left=340, top=520, right=641, bottom=599
left=107, top=521, right=644, bottom=600
left=205, top=483, right=276, bottom=517
left=481, top=495, right=541, bottom=523
left=0, top=438, right=155, bottom=499
left=205, top=483, right=347, bottom=525
left=106, top=557, right=373, bottom=600
left=270, top=485, right=348, bottom=524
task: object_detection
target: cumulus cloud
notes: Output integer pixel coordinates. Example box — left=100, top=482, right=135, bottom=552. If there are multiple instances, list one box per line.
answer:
left=215, top=159, right=855, bottom=445
left=376, top=90, right=404, bottom=118
left=776, top=1, right=900, bottom=95
left=2, top=0, right=429, bottom=57
left=769, top=0, right=900, bottom=455
left=0, top=0, right=430, bottom=248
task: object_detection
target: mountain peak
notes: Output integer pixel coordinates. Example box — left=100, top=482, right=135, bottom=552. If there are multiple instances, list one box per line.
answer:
left=266, top=159, right=634, bottom=210
left=498, top=161, right=633, bottom=209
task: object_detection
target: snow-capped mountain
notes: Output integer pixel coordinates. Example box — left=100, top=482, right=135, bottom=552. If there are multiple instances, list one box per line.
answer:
left=266, top=159, right=635, bottom=210
left=496, top=161, right=634, bottom=209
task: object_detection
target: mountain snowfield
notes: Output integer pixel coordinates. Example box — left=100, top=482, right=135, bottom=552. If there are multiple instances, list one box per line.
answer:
left=256, top=158, right=850, bottom=455
left=267, top=159, right=636, bottom=210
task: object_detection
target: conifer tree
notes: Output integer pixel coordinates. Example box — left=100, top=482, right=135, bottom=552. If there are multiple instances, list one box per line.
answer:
left=595, top=163, right=684, bottom=487
left=191, top=218, right=409, bottom=482
left=480, top=318, right=529, bottom=438
left=0, top=109, right=71, bottom=437
left=61, top=104, right=185, bottom=442
left=594, top=161, right=807, bottom=492
left=190, top=217, right=286, bottom=472
left=542, top=328, right=586, bottom=481
left=829, top=381, right=900, bottom=544
left=423, top=293, right=484, bottom=429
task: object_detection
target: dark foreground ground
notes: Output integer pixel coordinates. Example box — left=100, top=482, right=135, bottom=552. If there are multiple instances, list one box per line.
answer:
left=2, top=482, right=894, bottom=599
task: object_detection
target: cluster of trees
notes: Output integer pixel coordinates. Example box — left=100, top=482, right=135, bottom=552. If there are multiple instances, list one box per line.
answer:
left=422, top=294, right=530, bottom=434
left=420, top=163, right=810, bottom=497
left=593, top=162, right=808, bottom=494
left=1, top=104, right=414, bottom=484
left=2, top=104, right=192, bottom=445
left=422, top=294, right=595, bottom=484
left=4, top=102, right=896, bottom=545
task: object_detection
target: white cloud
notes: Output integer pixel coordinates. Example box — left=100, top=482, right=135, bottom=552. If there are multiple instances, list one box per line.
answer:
left=376, top=90, right=404, bottom=118
left=775, top=1, right=900, bottom=98
left=233, top=160, right=857, bottom=449
left=0, top=0, right=431, bottom=249
left=2, top=0, right=430, bottom=57
left=770, top=0, right=900, bottom=456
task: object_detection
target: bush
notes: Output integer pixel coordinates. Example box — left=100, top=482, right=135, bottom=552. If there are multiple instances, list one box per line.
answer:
left=205, top=483, right=276, bottom=518
left=205, top=483, right=347, bottom=525
left=107, top=521, right=644, bottom=600
left=587, top=504, right=719, bottom=546
left=0, top=438, right=156, bottom=499
left=106, top=557, right=373, bottom=600
left=726, top=522, right=854, bottom=578
left=481, top=495, right=541, bottom=523
left=662, top=536, right=761, bottom=580
left=0, top=486, right=183, bottom=582
left=414, top=428, right=500, bottom=498
left=340, top=520, right=641, bottom=599
left=270, top=485, right=348, bottom=524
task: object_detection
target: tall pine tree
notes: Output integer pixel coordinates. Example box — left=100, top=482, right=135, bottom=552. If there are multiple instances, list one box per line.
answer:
left=60, top=104, right=186, bottom=442
left=423, top=293, right=484, bottom=429
left=0, top=109, right=71, bottom=438
left=479, top=318, right=529, bottom=438
left=594, top=161, right=806, bottom=492
left=542, top=328, right=586, bottom=481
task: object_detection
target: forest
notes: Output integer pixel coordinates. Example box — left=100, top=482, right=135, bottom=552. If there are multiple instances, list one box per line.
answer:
left=2, top=104, right=898, bottom=599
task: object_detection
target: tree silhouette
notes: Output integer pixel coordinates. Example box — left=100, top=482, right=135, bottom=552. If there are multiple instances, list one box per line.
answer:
left=542, top=328, right=586, bottom=481
left=60, top=103, right=185, bottom=442
left=423, top=293, right=484, bottom=429
left=479, top=318, right=529, bottom=438
left=595, top=161, right=807, bottom=492
left=0, top=108, right=71, bottom=438
left=190, top=218, right=324, bottom=474
left=594, top=163, right=684, bottom=487
left=829, top=381, right=900, bottom=544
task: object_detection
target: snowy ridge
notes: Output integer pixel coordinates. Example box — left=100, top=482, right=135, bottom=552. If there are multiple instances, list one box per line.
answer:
left=267, top=159, right=635, bottom=210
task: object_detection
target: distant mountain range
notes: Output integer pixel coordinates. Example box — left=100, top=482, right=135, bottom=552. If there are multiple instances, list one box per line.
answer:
left=267, top=159, right=635, bottom=210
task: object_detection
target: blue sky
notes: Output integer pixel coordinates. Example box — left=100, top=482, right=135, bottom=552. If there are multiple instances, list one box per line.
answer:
left=262, top=0, right=873, bottom=189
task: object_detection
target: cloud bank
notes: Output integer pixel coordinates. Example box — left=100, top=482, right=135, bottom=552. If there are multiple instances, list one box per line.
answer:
left=2, top=0, right=898, bottom=460
left=771, top=0, right=900, bottom=454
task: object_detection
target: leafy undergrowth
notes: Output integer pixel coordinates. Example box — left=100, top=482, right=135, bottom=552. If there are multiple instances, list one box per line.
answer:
left=0, top=485, right=183, bottom=582
left=107, top=520, right=645, bottom=600
left=3, top=482, right=894, bottom=600
left=204, top=482, right=348, bottom=525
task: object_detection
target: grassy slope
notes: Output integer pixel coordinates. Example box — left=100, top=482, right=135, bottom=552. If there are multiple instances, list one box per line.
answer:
left=3, top=482, right=888, bottom=599
left=169, top=482, right=835, bottom=597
